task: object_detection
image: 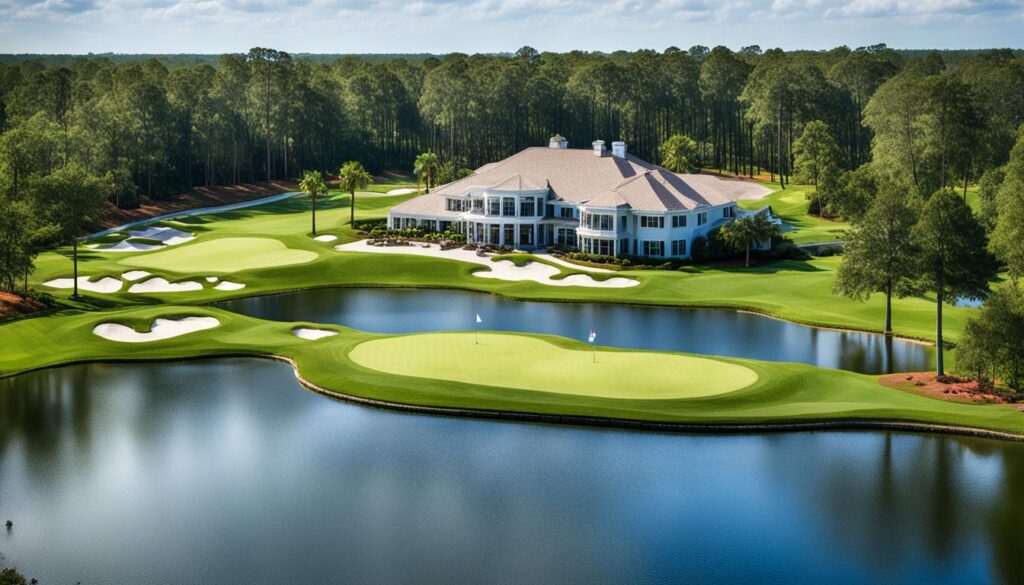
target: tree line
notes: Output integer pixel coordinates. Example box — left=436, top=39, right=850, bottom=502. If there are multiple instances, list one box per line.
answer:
left=3, top=45, right=1021, bottom=203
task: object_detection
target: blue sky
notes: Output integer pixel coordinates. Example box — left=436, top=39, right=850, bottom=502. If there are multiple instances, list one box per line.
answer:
left=1, top=0, right=1022, bottom=54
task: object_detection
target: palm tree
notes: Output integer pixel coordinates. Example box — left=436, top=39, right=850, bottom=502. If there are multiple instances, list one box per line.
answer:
left=338, top=161, right=372, bottom=226
left=719, top=213, right=782, bottom=267
left=659, top=134, right=698, bottom=173
left=413, top=151, right=440, bottom=193
left=298, top=169, right=328, bottom=235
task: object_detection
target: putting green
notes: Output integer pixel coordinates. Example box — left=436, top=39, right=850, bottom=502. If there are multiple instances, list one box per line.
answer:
left=120, top=237, right=318, bottom=273
left=348, top=332, right=759, bottom=399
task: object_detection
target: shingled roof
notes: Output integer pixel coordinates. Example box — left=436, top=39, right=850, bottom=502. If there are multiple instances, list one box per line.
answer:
left=420, top=147, right=736, bottom=212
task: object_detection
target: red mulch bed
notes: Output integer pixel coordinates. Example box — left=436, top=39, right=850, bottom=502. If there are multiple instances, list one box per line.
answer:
left=879, top=372, right=1023, bottom=410
left=0, top=291, right=47, bottom=320
left=95, top=180, right=298, bottom=230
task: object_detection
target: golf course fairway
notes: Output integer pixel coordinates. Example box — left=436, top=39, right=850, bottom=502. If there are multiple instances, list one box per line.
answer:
left=348, top=332, right=759, bottom=399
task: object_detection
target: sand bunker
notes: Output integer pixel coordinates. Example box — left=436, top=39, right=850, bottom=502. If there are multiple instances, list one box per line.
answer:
left=214, top=281, right=246, bottom=291
left=313, top=235, right=338, bottom=243
left=93, top=226, right=195, bottom=252
left=98, top=240, right=162, bottom=252
left=122, top=270, right=151, bottom=281
left=93, top=316, right=220, bottom=343
left=128, top=277, right=203, bottom=293
left=129, top=226, right=195, bottom=245
left=206, top=276, right=219, bottom=283
left=43, top=276, right=123, bottom=294
left=386, top=188, right=417, bottom=195
left=293, top=327, right=339, bottom=340
left=335, top=241, right=637, bottom=288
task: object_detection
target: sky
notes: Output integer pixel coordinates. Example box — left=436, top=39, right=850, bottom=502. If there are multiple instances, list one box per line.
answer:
left=1, top=0, right=1022, bottom=54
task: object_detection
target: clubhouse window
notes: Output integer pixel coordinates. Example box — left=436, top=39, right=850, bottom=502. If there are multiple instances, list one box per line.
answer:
left=642, top=240, right=664, bottom=257
left=584, top=213, right=613, bottom=231
left=639, top=216, right=664, bottom=229
left=502, top=197, right=516, bottom=217
left=723, top=206, right=737, bottom=218
left=697, top=211, right=708, bottom=226
left=560, top=207, right=574, bottom=219
left=520, top=198, right=535, bottom=217
left=671, top=239, right=687, bottom=257
left=519, top=225, right=534, bottom=246
left=672, top=215, right=687, bottom=228
left=488, top=198, right=500, bottom=216
left=446, top=198, right=469, bottom=212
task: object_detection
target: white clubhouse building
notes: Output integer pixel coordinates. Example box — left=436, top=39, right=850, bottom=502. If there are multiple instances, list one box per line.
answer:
left=388, top=137, right=769, bottom=258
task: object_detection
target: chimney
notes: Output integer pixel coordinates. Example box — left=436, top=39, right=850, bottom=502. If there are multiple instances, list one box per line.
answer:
left=549, top=134, right=568, bottom=149
left=592, top=140, right=606, bottom=157
left=611, top=141, right=627, bottom=158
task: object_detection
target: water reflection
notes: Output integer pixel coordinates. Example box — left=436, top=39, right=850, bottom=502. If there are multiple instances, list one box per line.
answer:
left=1, top=360, right=1022, bottom=584
left=219, top=287, right=934, bottom=374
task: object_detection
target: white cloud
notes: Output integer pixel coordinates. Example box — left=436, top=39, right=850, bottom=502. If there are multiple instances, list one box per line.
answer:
left=0, top=0, right=1021, bottom=52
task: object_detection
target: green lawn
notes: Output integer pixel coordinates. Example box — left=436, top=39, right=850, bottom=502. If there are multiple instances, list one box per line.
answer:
left=737, top=182, right=850, bottom=244
left=121, top=237, right=318, bottom=272
left=25, top=181, right=978, bottom=345
left=349, top=332, right=758, bottom=399
left=2, top=306, right=1022, bottom=438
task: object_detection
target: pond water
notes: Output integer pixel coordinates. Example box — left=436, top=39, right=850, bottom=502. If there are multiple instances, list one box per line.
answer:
left=1, top=360, right=1022, bottom=584
left=219, top=287, right=934, bottom=374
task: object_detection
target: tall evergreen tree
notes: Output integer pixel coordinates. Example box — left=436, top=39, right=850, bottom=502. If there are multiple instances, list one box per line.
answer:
left=911, top=189, right=994, bottom=375
left=834, top=185, right=921, bottom=334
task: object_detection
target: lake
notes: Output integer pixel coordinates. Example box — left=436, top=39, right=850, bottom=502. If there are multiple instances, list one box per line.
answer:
left=219, top=287, right=935, bottom=374
left=1, top=360, right=1021, bottom=585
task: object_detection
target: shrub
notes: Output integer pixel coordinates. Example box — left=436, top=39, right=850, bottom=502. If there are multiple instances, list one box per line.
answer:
left=772, top=241, right=811, bottom=261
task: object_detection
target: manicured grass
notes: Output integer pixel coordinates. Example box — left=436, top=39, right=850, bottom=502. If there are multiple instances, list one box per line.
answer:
left=737, top=182, right=850, bottom=244
left=1, top=306, right=1022, bottom=437
left=349, top=332, right=758, bottom=399
left=121, top=237, right=318, bottom=272
left=26, top=184, right=977, bottom=344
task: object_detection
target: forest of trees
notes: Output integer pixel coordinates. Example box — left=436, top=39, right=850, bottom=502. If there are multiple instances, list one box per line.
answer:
left=3, top=45, right=1022, bottom=207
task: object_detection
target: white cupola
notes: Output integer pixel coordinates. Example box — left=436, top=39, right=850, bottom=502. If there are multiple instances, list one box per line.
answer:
left=592, top=140, right=607, bottom=156
left=611, top=141, right=627, bottom=158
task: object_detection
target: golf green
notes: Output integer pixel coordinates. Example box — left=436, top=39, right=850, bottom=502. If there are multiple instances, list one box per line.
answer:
left=121, top=237, right=318, bottom=273
left=348, top=332, right=760, bottom=399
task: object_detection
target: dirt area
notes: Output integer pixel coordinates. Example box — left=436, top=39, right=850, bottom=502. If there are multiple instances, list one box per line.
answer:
left=0, top=291, right=47, bottom=320
left=95, top=181, right=298, bottom=229
left=879, top=372, right=1023, bottom=409
left=701, top=169, right=775, bottom=183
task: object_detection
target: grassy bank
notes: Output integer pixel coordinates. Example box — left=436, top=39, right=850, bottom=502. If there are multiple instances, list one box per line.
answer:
left=2, top=306, right=1022, bottom=438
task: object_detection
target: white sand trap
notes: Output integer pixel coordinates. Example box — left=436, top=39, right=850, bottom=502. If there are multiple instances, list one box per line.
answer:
left=128, top=277, right=203, bottom=293
left=206, top=276, right=219, bottom=283
left=97, top=240, right=162, bottom=252
left=335, top=241, right=638, bottom=288
left=214, top=281, right=246, bottom=291
left=44, top=276, right=123, bottom=294
left=94, top=227, right=194, bottom=252
left=313, top=234, right=338, bottom=242
left=293, top=327, right=338, bottom=340
left=386, top=188, right=417, bottom=195
left=122, top=270, right=151, bottom=281
left=129, top=226, right=194, bottom=243
left=93, top=316, right=220, bottom=343
left=533, top=253, right=615, bottom=273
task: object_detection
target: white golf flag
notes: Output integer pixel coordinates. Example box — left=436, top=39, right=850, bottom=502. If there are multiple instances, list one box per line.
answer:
left=588, top=329, right=596, bottom=343
left=476, top=314, right=482, bottom=324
